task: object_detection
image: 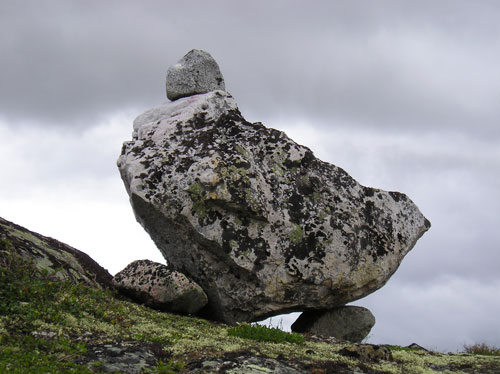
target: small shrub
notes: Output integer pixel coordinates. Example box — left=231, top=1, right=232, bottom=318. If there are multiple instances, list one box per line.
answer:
left=155, top=359, right=185, bottom=373
left=464, top=343, right=500, bottom=356
left=227, top=323, right=305, bottom=344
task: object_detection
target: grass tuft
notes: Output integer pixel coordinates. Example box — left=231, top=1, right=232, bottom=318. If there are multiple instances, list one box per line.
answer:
left=0, top=243, right=128, bottom=372
left=227, top=323, right=305, bottom=345
left=463, top=343, right=500, bottom=356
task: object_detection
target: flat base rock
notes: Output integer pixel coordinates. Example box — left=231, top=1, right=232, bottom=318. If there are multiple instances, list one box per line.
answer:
left=291, top=306, right=375, bottom=343
left=113, top=259, right=208, bottom=314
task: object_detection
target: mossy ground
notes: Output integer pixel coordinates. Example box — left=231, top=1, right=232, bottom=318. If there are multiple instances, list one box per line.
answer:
left=1, top=241, right=500, bottom=373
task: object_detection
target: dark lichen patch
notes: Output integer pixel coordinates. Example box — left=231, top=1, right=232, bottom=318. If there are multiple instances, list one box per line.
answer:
left=389, top=191, right=405, bottom=203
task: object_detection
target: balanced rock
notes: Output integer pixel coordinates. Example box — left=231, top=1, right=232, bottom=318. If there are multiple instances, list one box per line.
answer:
left=291, top=306, right=375, bottom=342
left=118, top=53, right=430, bottom=324
left=166, top=49, right=225, bottom=101
left=113, top=259, right=208, bottom=314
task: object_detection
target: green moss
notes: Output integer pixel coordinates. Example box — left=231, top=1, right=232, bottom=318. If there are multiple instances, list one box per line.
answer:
left=0, top=335, right=91, bottom=374
left=187, top=182, right=205, bottom=199
left=244, top=189, right=261, bottom=214
left=271, top=163, right=285, bottom=177
left=192, top=201, right=208, bottom=219
left=227, top=323, right=305, bottom=345
left=0, top=237, right=12, bottom=251
left=220, top=165, right=249, bottom=183
left=387, top=345, right=423, bottom=353
left=236, top=145, right=251, bottom=160
left=289, top=224, right=304, bottom=243
left=155, top=359, right=185, bottom=373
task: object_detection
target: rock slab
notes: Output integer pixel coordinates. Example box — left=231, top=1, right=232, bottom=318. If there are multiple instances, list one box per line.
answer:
left=113, top=259, right=208, bottom=314
left=166, top=49, right=225, bottom=101
left=0, top=216, right=113, bottom=289
left=291, top=306, right=375, bottom=342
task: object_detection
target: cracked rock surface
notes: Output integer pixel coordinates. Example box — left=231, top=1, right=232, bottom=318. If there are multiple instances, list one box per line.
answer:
left=118, top=77, right=430, bottom=324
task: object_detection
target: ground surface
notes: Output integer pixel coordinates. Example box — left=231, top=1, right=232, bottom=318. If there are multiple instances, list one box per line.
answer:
left=1, top=219, right=499, bottom=373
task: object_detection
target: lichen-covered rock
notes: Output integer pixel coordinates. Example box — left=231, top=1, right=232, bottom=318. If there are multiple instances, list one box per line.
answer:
left=113, top=259, right=208, bottom=314
left=185, top=354, right=305, bottom=374
left=291, top=306, right=375, bottom=343
left=0, top=216, right=113, bottom=289
left=339, top=344, right=393, bottom=362
left=118, top=86, right=430, bottom=324
left=166, top=49, right=225, bottom=101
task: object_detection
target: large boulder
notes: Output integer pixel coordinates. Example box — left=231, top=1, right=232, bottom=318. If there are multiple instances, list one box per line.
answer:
left=291, top=306, right=376, bottom=342
left=166, top=49, right=225, bottom=101
left=113, top=259, right=208, bottom=314
left=117, top=54, right=430, bottom=324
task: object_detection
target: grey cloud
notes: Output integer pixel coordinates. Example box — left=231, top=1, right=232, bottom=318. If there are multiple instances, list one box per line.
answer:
left=2, top=0, right=500, bottom=139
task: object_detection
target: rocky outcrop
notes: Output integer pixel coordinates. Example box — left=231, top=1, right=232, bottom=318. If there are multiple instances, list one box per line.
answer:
left=185, top=353, right=304, bottom=374
left=117, top=51, right=430, bottom=324
left=166, top=49, right=225, bottom=101
left=291, top=306, right=375, bottom=342
left=0, top=216, right=112, bottom=289
left=113, top=259, right=207, bottom=314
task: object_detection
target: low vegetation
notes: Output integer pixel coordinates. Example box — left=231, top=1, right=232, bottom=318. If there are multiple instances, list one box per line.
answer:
left=464, top=343, right=500, bottom=356
left=1, top=238, right=500, bottom=373
left=227, top=323, right=305, bottom=345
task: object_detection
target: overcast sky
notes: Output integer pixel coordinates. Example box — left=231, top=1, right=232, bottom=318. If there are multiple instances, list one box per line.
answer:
left=1, top=1, right=499, bottom=352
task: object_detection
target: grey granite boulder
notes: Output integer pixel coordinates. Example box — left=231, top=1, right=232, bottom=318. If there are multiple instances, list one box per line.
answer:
left=113, top=259, right=208, bottom=314
left=291, top=306, right=375, bottom=342
left=166, top=49, right=225, bottom=101
left=117, top=52, right=430, bottom=324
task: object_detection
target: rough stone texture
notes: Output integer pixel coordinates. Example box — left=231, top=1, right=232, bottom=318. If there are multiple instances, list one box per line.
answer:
left=113, top=259, right=208, bottom=314
left=76, top=341, right=169, bottom=374
left=185, top=353, right=305, bottom=374
left=291, top=306, right=376, bottom=343
left=166, top=49, right=225, bottom=101
left=0, top=216, right=113, bottom=289
left=339, top=344, right=393, bottom=362
left=118, top=87, right=430, bottom=324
